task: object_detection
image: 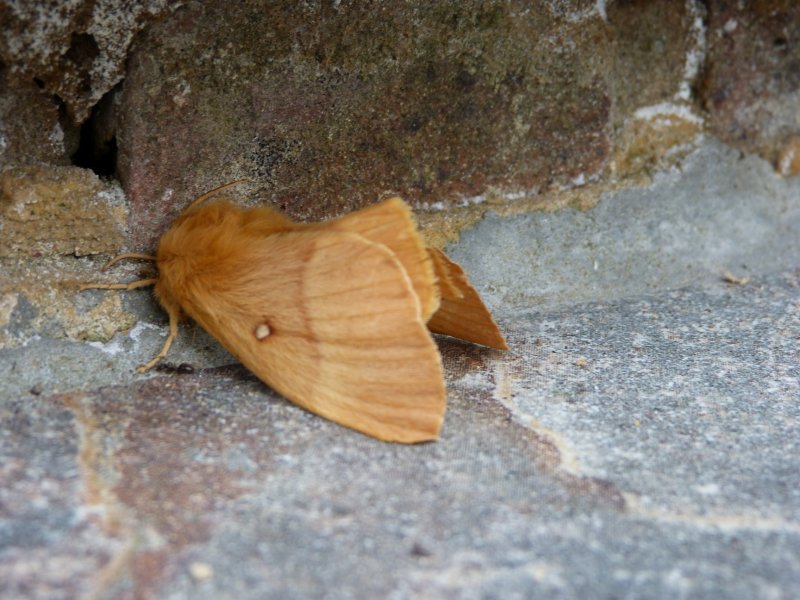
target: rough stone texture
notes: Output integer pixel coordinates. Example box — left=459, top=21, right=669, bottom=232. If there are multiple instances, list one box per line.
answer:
left=1, top=1, right=799, bottom=250
left=0, top=166, right=132, bottom=349
left=0, top=396, right=127, bottom=599
left=608, top=0, right=698, bottom=120
left=0, top=0, right=183, bottom=124
left=462, top=139, right=800, bottom=311
left=0, top=68, right=76, bottom=166
left=0, top=165, right=127, bottom=257
left=497, top=271, right=800, bottom=523
left=0, top=361, right=620, bottom=598
left=606, top=0, right=705, bottom=178
left=117, top=0, right=618, bottom=250
left=0, top=0, right=715, bottom=236
left=0, top=256, right=139, bottom=350
left=110, top=0, right=720, bottom=251
left=702, top=0, right=800, bottom=172
left=1, top=138, right=798, bottom=598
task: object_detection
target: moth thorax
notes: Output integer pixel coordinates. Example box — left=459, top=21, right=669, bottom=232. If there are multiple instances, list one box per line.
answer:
left=254, top=322, right=271, bottom=340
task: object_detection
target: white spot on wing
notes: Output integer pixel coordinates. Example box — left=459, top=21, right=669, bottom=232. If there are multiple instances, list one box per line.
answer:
left=254, top=322, right=271, bottom=340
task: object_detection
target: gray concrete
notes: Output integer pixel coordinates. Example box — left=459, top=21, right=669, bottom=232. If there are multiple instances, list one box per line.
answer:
left=1, top=138, right=799, bottom=598
left=454, top=138, right=800, bottom=311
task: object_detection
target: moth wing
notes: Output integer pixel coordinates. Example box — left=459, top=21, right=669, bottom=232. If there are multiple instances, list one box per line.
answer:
left=188, top=230, right=446, bottom=443
left=320, top=197, right=440, bottom=321
left=427, top=243, right=464, bottom=299
left=426, top=247, right=508, bottom=350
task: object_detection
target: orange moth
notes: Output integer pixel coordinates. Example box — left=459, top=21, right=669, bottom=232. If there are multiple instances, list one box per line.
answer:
left=81, top=182, right=506, bottom=443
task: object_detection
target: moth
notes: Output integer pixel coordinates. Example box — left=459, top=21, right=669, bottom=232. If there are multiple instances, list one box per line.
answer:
left=81, top=182, right=506, bottom=443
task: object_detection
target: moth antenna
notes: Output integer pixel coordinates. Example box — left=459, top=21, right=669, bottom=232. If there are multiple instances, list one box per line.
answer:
left=184, top=179, right=250, bottom=214
left=79, top=278, right=158, bottom=292
left=137, top=303, right=180, bottom=373
left=101, top=253, right=157, bottom=271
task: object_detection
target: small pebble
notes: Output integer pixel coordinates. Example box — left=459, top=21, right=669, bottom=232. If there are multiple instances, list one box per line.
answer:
left=189, top=561, right=214, bottom=581
left=410, top=542, right=433, bottom=557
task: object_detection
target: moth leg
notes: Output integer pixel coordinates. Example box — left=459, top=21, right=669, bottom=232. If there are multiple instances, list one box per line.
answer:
left=101, top=253, right=156, bottom=271
left=79, top=252, right=157, bottom=291
left=137, top=303, right=180, bottom=373
left=79, top=278, right=158, bottom=292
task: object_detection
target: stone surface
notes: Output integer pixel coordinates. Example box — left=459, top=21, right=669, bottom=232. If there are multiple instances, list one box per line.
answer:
left=702, top=0, right=800, bottom=170
left=112, top=0, right=719, bottom=251
left=0, top=255, right=142, bottom=351
left=2, top=0, right=798, bottom=250
left=462, top=138, right=800, bottom=311
left=1, top=138, right=798, bottom=598
left=606, top=0, right=706, bottom=179
left=0, top=165, right=127, bottom=258
left=0, top=69, right=75, bottom=166
left=0, top=0, right=182, bottom=124
left=0, top=0, right=716, bottom=251
left=0, top=166, right=131, bottom=349
left=0, top=396, right=126, bottom=599
left=607, top=0, right=698, bottom=122
left=117, top=0, right=620, bottom=250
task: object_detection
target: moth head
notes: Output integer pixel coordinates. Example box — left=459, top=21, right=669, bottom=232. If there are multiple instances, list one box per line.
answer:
left=157, top=201, right=243, bottom=263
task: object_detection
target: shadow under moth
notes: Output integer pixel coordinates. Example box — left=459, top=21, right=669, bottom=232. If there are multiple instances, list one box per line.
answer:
left=81, top=182, right=507, bottom=443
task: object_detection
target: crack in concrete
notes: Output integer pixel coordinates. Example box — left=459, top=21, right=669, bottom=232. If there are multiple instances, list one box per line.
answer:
left=622, top=492, right=800, bottom=534
left=492, top=359, right=583, bottom=478
left=58, top=392, right=142, bottom=599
